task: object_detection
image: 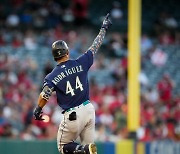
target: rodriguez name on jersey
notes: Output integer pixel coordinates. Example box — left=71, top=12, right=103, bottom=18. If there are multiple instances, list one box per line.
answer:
left=52, top=65, right=83, bottom=85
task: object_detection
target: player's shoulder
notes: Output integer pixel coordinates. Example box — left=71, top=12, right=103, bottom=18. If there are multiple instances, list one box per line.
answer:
left=82, top=50, right=93, bottom=57
left=44, top=73, right=52, bottom=81
left=76, top=50, right=93, bottom=61
left=45, top=67, right=57, bottom=80
left=45, top=61, right=72, bottom=79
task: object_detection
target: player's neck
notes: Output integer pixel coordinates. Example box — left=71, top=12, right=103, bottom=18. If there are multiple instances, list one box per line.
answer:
left=57, top=56, right=69, bottom=64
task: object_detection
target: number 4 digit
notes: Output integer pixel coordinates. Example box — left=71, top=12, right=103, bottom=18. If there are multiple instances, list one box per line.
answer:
left=66, top=81, right=75, bottom=96
left=76, top=76, right=84, bottom=91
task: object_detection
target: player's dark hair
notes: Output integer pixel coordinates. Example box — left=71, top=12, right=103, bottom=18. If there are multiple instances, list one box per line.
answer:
left=54, top=53, right=68, bottom=62
left=54, top=57, right=62, bottom=61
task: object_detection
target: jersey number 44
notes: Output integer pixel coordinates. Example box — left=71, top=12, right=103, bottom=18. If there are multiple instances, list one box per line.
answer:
left=66, top=76, right=84, bottom=96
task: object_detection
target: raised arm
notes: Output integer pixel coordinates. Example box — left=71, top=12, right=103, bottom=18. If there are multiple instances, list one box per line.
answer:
left=89, top=13, right=112, bottom=54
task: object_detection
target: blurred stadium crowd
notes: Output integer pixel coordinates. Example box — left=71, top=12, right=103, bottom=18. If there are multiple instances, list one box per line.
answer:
left=0, top=0, right=180, bottom=142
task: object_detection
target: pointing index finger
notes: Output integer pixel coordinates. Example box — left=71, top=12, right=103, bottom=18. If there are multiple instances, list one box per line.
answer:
left=105, top=13, right=110, bottom=19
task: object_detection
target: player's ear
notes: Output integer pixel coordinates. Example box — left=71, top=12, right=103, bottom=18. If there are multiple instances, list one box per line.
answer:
left=66, top=52, right=69, bottom=58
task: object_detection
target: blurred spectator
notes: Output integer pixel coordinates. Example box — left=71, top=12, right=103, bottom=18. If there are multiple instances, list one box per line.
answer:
left=151, top=48, right=167, bottom=67
left=95, top=124, right=108, bottom=141
left=144, top=87, right=159, bottom=104
left=175, top=31, right=180, bottom=45
left=72, top=0, right=89, bottom=25
left=24, top=30, right=37, bottom=50
left=159, top=31, right=175, bottom=45
left=108, top=32, right=124, bottom=57
left=43, top=61, right=53, bottom=77
left=12, top=35, right=23, bottom=48
left=6, top=12, right=20, bottom=27
left=99, top=105, right=113, bottom=126
left=141, top=34, right=153, bottom=54
left=21, top=126, right=36, bottom=140
left=0, top=124, right=14, bottom=138
left=163, top=14, right=178, bottom=29
left=0, top=53, right=8, bottom=69
left=0, top=33, right=6, bottom=45
left=114, top=106, right=127, bottom=130
left=139, top=71, right=149, bottom=88
left=157, top=74, right=174, bottom=104
left=20, top=9, right=33, bottom=26
left=153, top=12, right=178, bottom=38
left=110, top=1, right=123, bottom=23
left=62, top=8, right=75, bottom=23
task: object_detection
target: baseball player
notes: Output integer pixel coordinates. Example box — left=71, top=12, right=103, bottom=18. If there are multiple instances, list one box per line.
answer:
left=33, top=14, right=112, bottom=154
